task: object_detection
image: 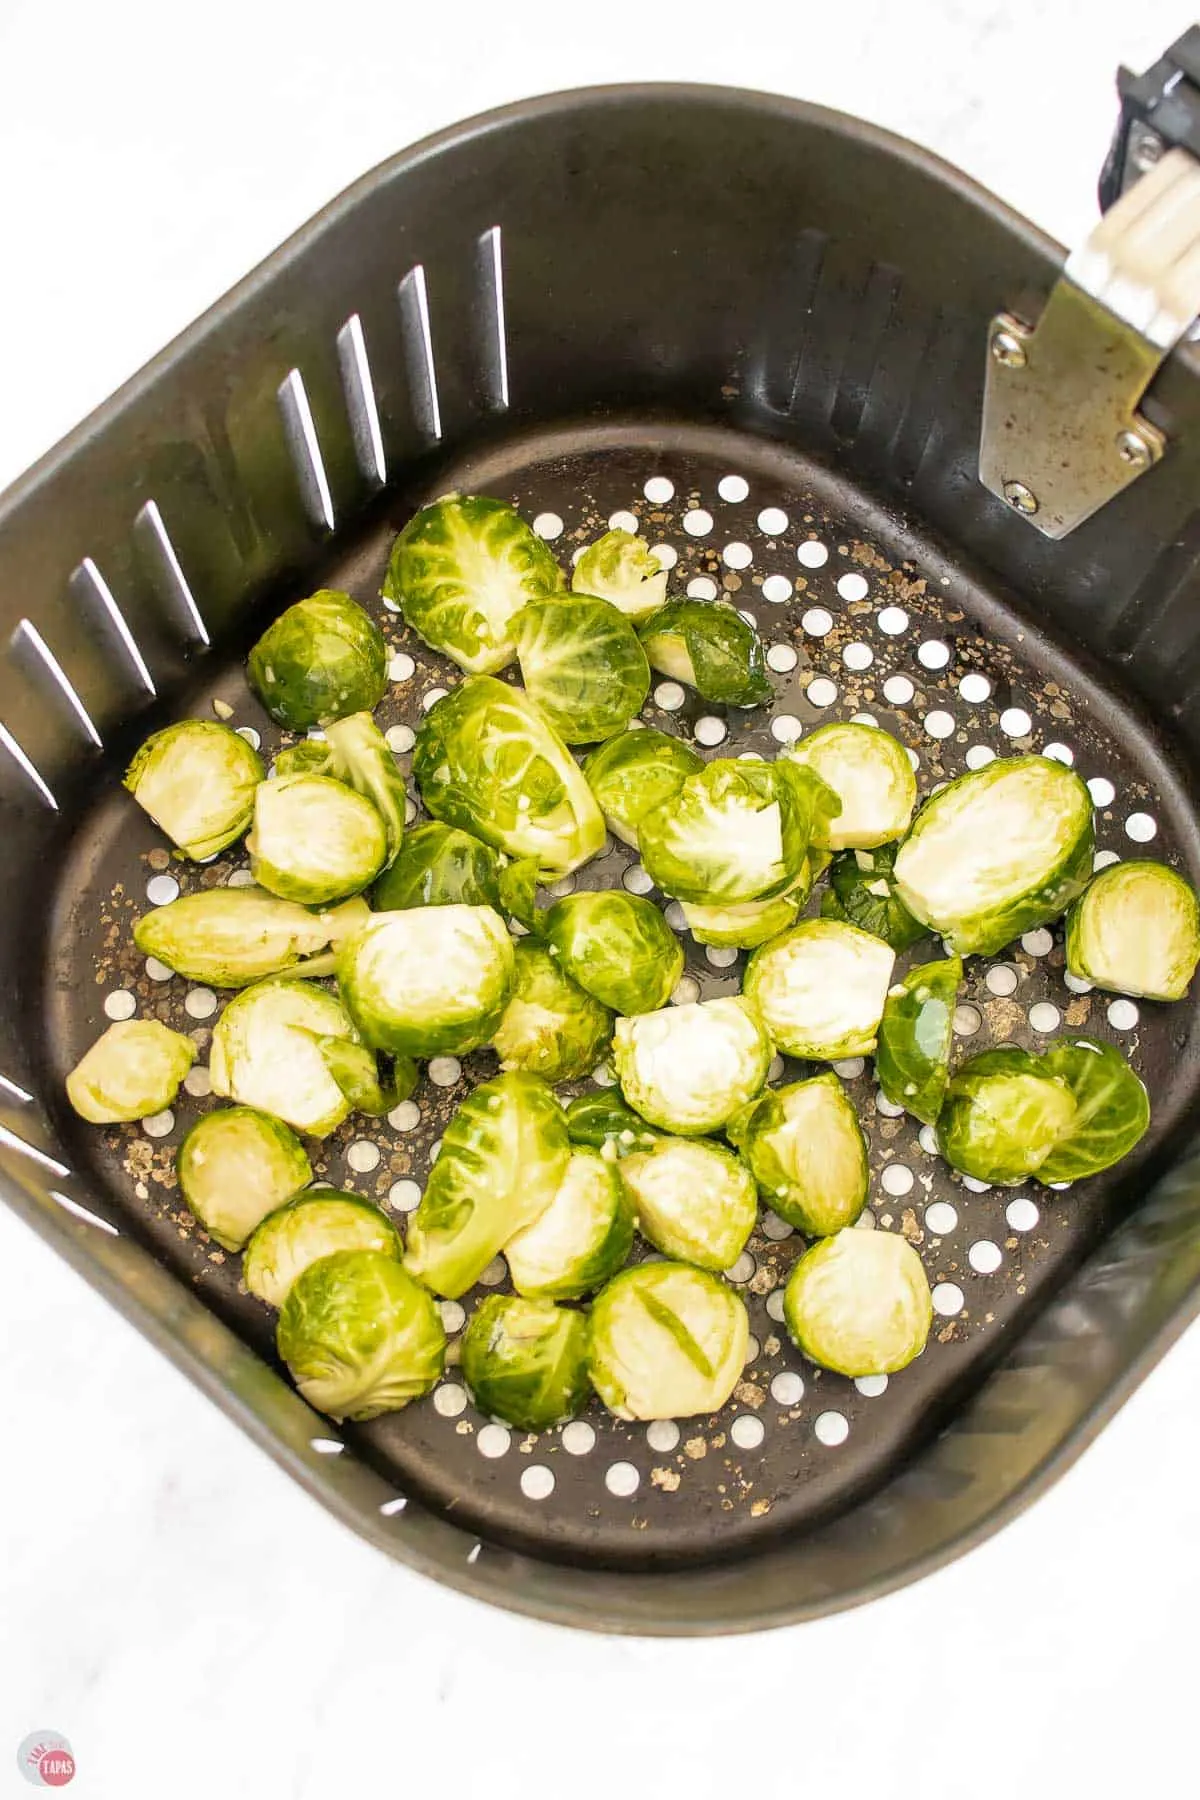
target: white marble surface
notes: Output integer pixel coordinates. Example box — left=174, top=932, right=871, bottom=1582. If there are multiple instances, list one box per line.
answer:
left=2, top=3, right=1199, bottom=1795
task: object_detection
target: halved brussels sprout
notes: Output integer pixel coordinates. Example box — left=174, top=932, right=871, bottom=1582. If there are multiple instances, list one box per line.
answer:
left=412, top=676, right=606, bottom=877
left=1065, top=859, right=1200, bottom=1001
left=133, top=888, right=369, bottom=987
left=639, top=759, right=837, bottom=904
left=613, top=997, right=772, bottom=1135
left=936, top=1048, right=1078, bottom=1184
left=66, top=1019, right=196, bottom=1123
left=515, top=595, right=650, bottom=744
left=681, top=853, right=824, bottom=949
left=209, top=979, right=364, bottom=1137
left=618, top=1137, right=757, bottom=1270
left=404, top=1072, right=570, bottom=1298
left=277, top=1248, right=445, bottom=1420
left=321, top=713, right=408, bottom=865
left=571, top=528, right=668, bottom=623
left=893, top=755, right=1094, bottom=955
left=492, top=942, right=613, bottom=1082
left=247, top=589, right=387, bottom=730
left=589, top=1261, right=749, bottom=1420
left=244, top=1190, right=402, bottom=1307
left=639, top=600, right=771, bottom=707
left=820, top=844, right=931, bottom=951
left=785, top=723, right=916, bottom=849
left=874, top=955, right=964, bottom=1124
left=177, top=1105, right=311, bottom=1250
left=461, top=1294, right=592, bottom=1429
left=124, top=721, right=263, bottom=861
left=371, top=821, right=502, bottom=912
left=384, top=494, right=563, bottom=675
left=563, top=1091, right=661, bottom=1156
left=1037, top=1037, right=1150, bottom=1182
left=248, top=774, right=387, bottom=905
left=338, top=905, right=515, bottom=1056
left=541, top=890, right=684, bottom=1016
left=783, top=1229, right=932, bottom=1377
left=744, top=919, right=895, bottom=1059
left=505, top=1147, right=634, bottom=1299
left=727, top=1072, right=868, bottom=1233
left=583, top=725, right=702, bottom=849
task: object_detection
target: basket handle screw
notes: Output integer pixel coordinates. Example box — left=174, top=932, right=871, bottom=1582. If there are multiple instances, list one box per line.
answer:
left=1002, top=481, right=1039, bottom=515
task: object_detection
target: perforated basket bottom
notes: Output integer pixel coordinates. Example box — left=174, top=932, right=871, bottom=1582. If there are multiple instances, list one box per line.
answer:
left=45, top=423, right=1200, bottom=1571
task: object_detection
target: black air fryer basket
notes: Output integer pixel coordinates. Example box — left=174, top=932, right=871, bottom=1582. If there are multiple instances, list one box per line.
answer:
left=7, top=40, right=1200, bottom=1635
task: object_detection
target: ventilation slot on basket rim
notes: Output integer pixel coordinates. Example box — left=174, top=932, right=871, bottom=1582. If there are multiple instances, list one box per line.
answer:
left=49, top=1190, right=120, bottom=1236
left=72, top=557, right=157, bottom=696
left=478, top=225, right=510, bottom=411
left=11, top=619, right=103, bottom=748
left=397, top=264, right=443, bottom=442
left=0, top=1121, right=69, bottom=1177
left=135, top=501, right=210, bottom=646
left=336, top=314, right=387, bottom=489
left=0, top=720, right=58, bottom=810
left=277, top=369, right=336, bottom=533
left=0, top=1071, right=33, bottom=1104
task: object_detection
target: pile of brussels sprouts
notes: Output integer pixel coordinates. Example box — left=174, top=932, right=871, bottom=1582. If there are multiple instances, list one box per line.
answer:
left=65, top=493, right=1200, bottom=1443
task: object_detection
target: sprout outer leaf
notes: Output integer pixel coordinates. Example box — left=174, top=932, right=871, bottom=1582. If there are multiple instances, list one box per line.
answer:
left=639, top=599, right=771, bottom=706
left=516, top=594, right=650, bottom=744
left=1037, top=1037, right=1151, bottom=1181
left=874, top=954, right=964, bottom=1124
left=244, top=1190, right=402, bottom=1307
left=277, top=1248, right=445, bottom=1420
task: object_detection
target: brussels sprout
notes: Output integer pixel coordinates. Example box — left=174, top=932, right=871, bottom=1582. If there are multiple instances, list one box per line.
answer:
left=272, top=740, right=333, bottom=779
left=66, top=1019, right=196, bottom=1124
left=492, top=942, right=613, bottom=1081
left=936, top=1048, right=1078, bottom=1185
left=321, top=713, right=408, bottom=864
left=681, top=853, right=824, bottom=949
left=639, top=758, right=837, bottom=905
left=541, top=890, right=684, bottom=1015
left=277, top=1248, right=445, bottom=1420
left=874, top=955, right=963, bottom=1124
left=589, top=1261, right=748, bottom=1420
left=619, top=1137, right=757, bottom=1270
left=461, top=1294, right=591, bottom=1429
left=372, top=821, right=502, bottom=912
left=248, top=774, right=387, bottom=905
left=639, top=600, right=771, bottom=707
left=496, top=855, right=541, bottom=933
left=248, top=590, right=387, bottom=730
left=209, top=979, right=364, bottom=1137
left=133, top=888, right=369, bottom=987
left=404, top=1072, right=570, bottom=1298
left=563, top=1091, right=661, bottom=1155
left=244, top=1190, right=402, bottom=1307
left=515, top=594, right=650, bottom=744
left=571, top=528, right=668, bottom=624
left=783, top=1229, right=932, bottom=1377
left=744, top=919, right=895, bottom=1059
left=176, top=1106, right=312, bottom=1251
left=1037, top=1038, right=1150, bottom=1182
left=337, top=905, right=514, bottom=1056
left=727, top=1072, right=868, bottom=1233
left=124, top=720, right=263, bottom=861
left=613, top=997, right=772, bottom=1134
left=1065, top=859, right=1200, bottom=1001
left=784, top=723, right=916, bottom=849
left=820, top=844, right=931, bottom=952
left=412, top=676, right=606, bottom=877
left=505, top=1147, right=634, bottom=1298
left=893, top=755, right=1094, bottom=955
left=383, top=494, right=563, bottom=675
left=313, top=1036, right=417, bottom=1117
left=583, top=725, right=702, bottom=849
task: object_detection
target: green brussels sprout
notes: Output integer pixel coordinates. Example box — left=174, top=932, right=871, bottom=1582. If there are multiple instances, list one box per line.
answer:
left=496, top=855, right=541, bottom=933
left=583, top=725, right=702, bottom=849
left=619, top=1137, right=757, bottom=1270
left=613, top=997, right=772, bottom=1134
left=639, top=600, right=771, bottom=706
left=784, top=722, right=916, bottom=849
left=541, top=890, right=684, bottom=1015
left=1065, top=859, right=1200, bottom=1001
left=66, top=1019, right=196, bottom=1124
left=133, top=888, right=369, bottom=987
left=505, top=1147, right=634, bottom=1299
left=272, top=739, right=333, bottom=779
left=744, top=919, right=895, bottom=1059
left=320, top=713, right=408, bottom=865
left=571, top=528, right=668, bottom=624
left=491, top=942, right=613, bottom=1082
left=936, top=1048, right=1078, bottom=1185
left=209, top=979, right=365, bottom=1137
left=277, top=1248, right=445, bottom=1420
left=589, top=1261, right=748, bottom=1420
left=248, top=774, right=387, bottom=905
left=563, top=1092, right=661, bottom=1156
left=177, top=1105, right=312, bottom=1250
left=461, top=1294, right=592, bottom=1429
left=727, top=1072, right=868, bottom=1233
left=404, top=1072, right=570, bottom=1298
left=874, top=955, right=964, bottom=1124
left=383, top=494, right=563, bottom=675
left=124, top=720, right=263, bottom=861
left=820, top=844, right=931, bottom=951
left=680, top=853, right=824, bottom=949
left=247, top=589, right=387, bottom=730
left=313, top=1036, right=417, bottom=1117
left=412, top=676, right=606, bottom=877
left=1036, top=1037, right=1150, bottom=1182
left=515, top=594, right=650, bottom=744
left=371, top=821, right=503, bottom=912
left=639, top=758, right=837, bottom=905
left=337, top=904, right=515, bottom=1056
left=244, top=1190, right=402, bottom=1307
left=893, top=755, right=1094, bottom=956
left=783, top=1229, right=932, bottom=1377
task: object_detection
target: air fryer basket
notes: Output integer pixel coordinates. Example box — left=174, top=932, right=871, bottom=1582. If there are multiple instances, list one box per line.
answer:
left=6, top=74, right=1200, bottom=1635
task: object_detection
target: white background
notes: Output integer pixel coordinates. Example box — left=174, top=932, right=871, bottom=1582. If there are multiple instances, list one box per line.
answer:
left=1, top=3, right=1198, bottom=1795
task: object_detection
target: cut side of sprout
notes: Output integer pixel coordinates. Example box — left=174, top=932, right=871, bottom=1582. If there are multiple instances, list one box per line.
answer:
left=613, top=997, right=772, bottom=1134
left=505, top=1147, right=634, bottom=1299
left=66, top=1019, right=196, bottom=1124
left=589, top=1261, right=749, bottom=1420
left=744, top=920, right=895, bottom=1059
left=177, top=1105, right=312, bottom=1250
left=338, top=904, right=515, bottom=1056
left=124, top=720, right=263, bottom=861
left=249, top=773, right=388, bottom=906
left=785, top=722, right=916, bottom=849
left=209, top=979, right=362, bottom=1137
left=618, top=1137, right=757, bottom=1270
left=728, top=1072, right=868, bottom=1233
left=1065, top=859, right=1200, bottom=1000
left=784, top=1229, right=932, bottom=1377
left=244, top=1190, right=402, bottom=1307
